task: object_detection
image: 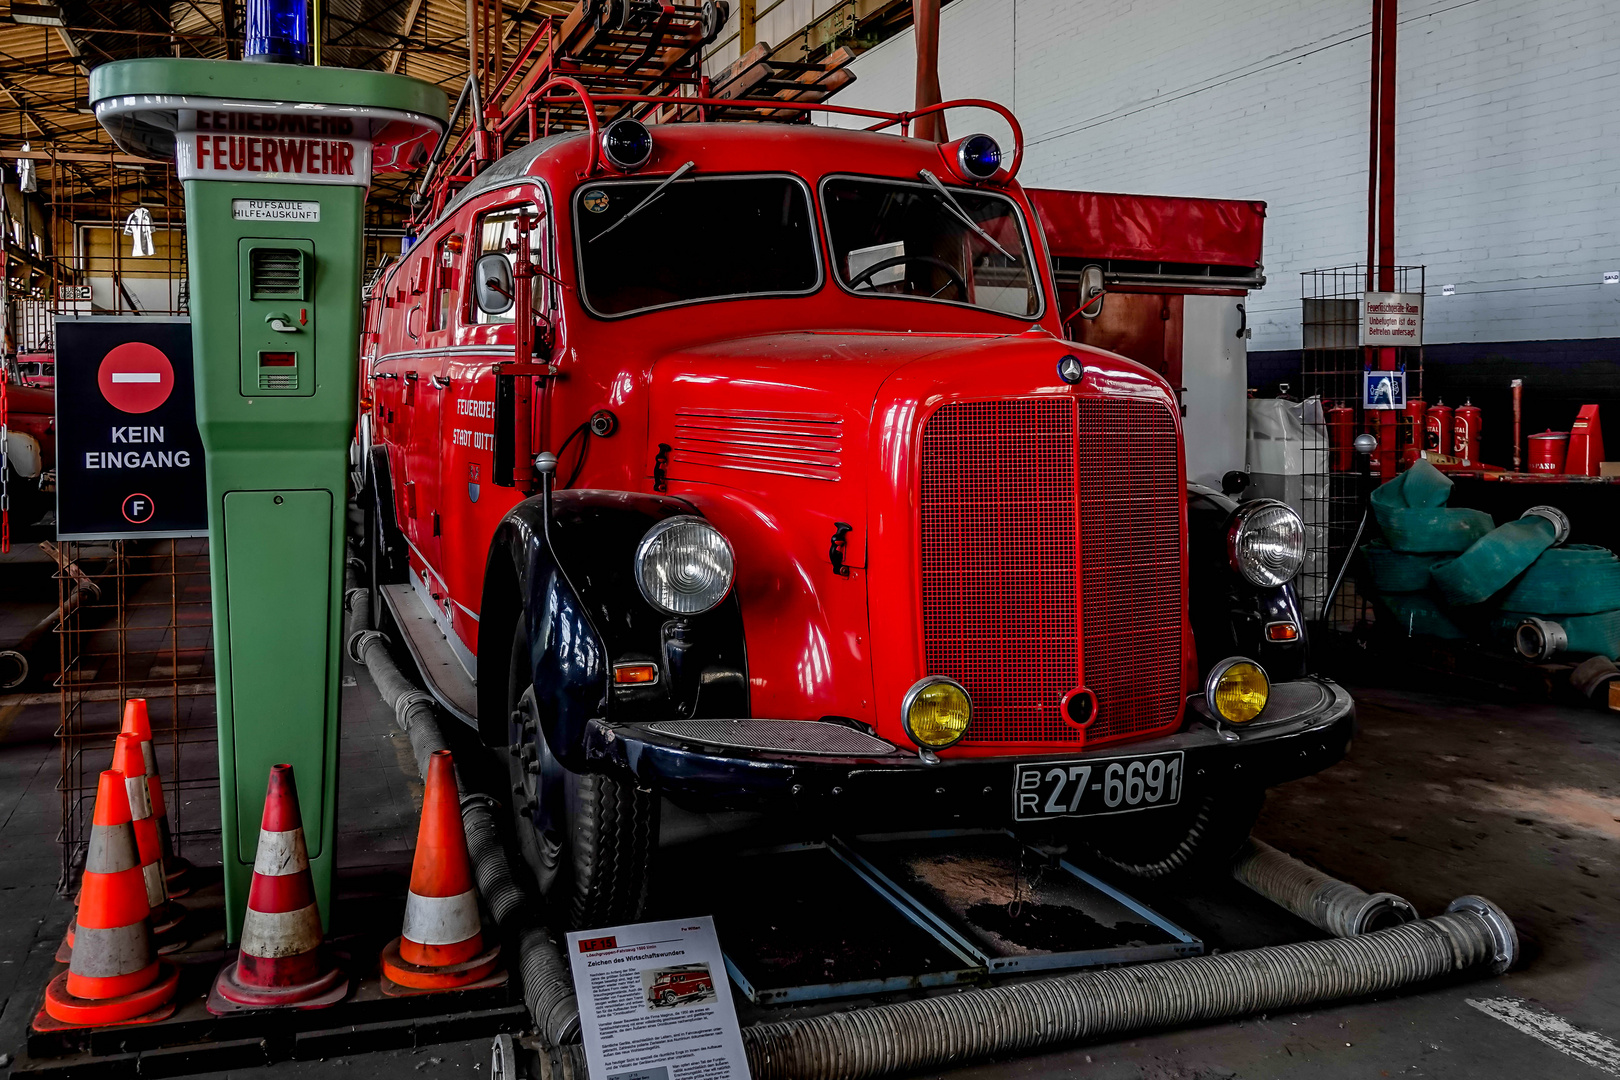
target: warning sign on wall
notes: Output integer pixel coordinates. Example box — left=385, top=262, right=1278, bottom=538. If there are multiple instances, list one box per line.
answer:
left=55, top=317, right=207, bottom=540
left=1361, top=291, right=1424, bottom=346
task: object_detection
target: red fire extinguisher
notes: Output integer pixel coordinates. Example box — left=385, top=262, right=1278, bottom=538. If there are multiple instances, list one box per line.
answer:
left=1326, top=401, right=1354, bottom=472
left=1453, top=399, right=1482, bottom=465
left=1426, top=400, right=1453, bottom=456
left=1402, top=397, right=1426, bottom=464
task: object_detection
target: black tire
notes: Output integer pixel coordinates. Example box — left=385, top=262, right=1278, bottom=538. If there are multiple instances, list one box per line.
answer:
left=1072, top=785, right=1266, bottom=881
left=505, top=621, right=659, bottom=930
left=661, top=990, right=676, bottom=1006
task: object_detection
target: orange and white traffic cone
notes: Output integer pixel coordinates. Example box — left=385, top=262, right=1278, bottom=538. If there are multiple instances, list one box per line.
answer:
left=38, top=771, right=179, bottom=1029
left=56, top=726, right=190, bottom=963
left=112, top=733, right=187, bottom=948
left=208, top=764, right=348, bottom=1012
left=381, top=750, right=502, bottom=993
left=120, top=698, right=194, bottom=893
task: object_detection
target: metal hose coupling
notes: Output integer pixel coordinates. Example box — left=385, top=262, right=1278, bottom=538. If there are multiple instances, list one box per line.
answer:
left=348, top=627, right=389, bottom=665
left=740, top=898, right=1518, bottom=1080
left=1231, top=838, right=1419, bottom=936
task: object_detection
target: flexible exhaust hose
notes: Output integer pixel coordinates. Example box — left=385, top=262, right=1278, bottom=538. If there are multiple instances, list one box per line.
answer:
left=740, top=897, right=1515, bottom=1080
left=1231, top=838, right=1418, bottom=936
left=342, top=572, right=581, bottom=1046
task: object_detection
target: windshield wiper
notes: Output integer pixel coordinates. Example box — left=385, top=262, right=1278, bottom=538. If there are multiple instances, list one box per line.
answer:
left=588, top=161, right=696, bottom=244
left=918, top=169, right=1019, bottom=263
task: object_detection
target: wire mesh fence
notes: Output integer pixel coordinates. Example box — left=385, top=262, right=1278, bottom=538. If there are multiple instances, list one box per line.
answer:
left=1299, top=265, right=1424, bottom=634
left=55, top=538, right=218, bottom=893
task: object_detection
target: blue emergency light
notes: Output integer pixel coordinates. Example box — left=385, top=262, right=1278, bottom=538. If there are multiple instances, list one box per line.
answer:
left=245, top=0, right=310, bottom=64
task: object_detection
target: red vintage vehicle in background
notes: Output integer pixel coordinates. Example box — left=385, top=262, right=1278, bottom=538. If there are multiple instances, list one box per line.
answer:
left=356, top=92, right=1352, bottom=930
left=3, top=355, right=56, bottom=532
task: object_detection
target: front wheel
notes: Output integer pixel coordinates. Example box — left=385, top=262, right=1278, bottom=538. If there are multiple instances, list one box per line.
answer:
left=1065, top=784, right=1266, bottom=881
left=506, top=623, right=659, bottom=930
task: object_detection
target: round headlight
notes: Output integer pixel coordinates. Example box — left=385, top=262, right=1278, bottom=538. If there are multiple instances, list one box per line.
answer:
left=902, top=677, right=972, bottom=749
left=601, top=117, right=653, bottom=171
left=1204, top=657, right=1270, bottom=724
left=634, top=516, right=734, bottom=616
left=957, top=133, right=1002, bottom=180
left=1227, top=500, right=1306, bottom=587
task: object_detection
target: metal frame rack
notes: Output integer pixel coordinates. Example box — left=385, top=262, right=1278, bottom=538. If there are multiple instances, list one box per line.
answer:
left=1299, top=264, right=1424, bottom=634
left=55, top=539, right=217, bottom=893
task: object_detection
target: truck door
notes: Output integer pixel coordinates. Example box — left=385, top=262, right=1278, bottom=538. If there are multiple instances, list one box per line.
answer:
left=403, top=229, right=464, bottom=585
left=438, top=195, right=555, bottom=644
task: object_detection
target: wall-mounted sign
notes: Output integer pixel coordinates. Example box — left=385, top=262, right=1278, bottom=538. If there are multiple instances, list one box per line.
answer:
left=58, top=285, right=92, bottom=300
left=1362, top=290, right=1423, bottom=346
left=1363, top=368, right=1408, bottom=411
left=55, top=316, right=208, bottom=540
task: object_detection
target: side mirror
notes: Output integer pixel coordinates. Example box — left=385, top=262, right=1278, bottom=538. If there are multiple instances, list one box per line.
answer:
left=474, top=253, right=514, bottom=315
left=1077, top=263, right=1105, bottom=320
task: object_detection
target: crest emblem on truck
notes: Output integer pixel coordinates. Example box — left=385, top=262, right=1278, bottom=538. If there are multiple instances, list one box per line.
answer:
left=1057, top=354, right=1084, bottom=384
left=582, top=189, right=610, bottom=213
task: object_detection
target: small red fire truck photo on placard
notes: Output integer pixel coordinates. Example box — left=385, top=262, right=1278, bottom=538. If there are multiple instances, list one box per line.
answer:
left=642, top=964, right=716, bottom=1009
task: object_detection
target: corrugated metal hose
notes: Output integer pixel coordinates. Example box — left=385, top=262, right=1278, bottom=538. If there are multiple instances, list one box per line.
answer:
left=1231, top=837, right=1417, bottom=936
left=343, top=574, right=581, bottom=1047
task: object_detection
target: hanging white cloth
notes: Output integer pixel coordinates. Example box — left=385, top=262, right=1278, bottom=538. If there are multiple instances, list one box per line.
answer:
left=123, top=207, right=155, bottom=257
left=17, top=143, right=36, bottom=194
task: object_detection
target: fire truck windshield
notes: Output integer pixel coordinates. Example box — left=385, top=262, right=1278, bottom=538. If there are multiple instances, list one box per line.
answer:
left=821, top=175, right=1039, bottom=318
left=574, top=173, right=820, bottom=317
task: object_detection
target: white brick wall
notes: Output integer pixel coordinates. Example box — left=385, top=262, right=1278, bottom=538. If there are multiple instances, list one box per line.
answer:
left=814, top=0, right=1620, bottom=352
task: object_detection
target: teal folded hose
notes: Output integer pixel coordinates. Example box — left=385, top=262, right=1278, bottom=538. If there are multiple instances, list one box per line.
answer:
left=1369, top=460, right=1495, bottom=554
left=1369, top=459, right=1453, bottom=514
left=1432, top=516, right=1558, bottom=607
left=1500, top=545, right=1620, bottom=615
left=1380, top=593, right=1466, bottom=640
left=1377, top=508, right=1496, bottom=554
left=1362, top=542, right=1448, bottom=594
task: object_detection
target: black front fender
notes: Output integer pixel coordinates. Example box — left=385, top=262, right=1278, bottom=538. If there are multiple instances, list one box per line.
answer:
left=1187, top=486, right=1307, bottom=683
left=477, top=490, right=748, bottom=768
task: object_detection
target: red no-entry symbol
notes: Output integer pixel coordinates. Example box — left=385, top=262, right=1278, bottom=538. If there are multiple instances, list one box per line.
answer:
left=98, top=342, right=175, bottom=414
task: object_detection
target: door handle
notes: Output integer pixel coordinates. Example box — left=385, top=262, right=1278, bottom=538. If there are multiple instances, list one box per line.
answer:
left=1235, top=302, right=1247, bottom=339
left=267, top=313, right=300, bottom=333
left=431, top=375, right=451, bottom=389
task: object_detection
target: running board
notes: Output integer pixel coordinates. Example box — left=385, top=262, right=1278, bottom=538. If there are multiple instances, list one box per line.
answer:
left=379, top=583, right=479, bottom=728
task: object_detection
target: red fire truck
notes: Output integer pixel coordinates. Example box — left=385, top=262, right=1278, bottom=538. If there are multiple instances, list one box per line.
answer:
left=357, top=91, right=1352, bottom=930
left=647, top=967, right=715, bottom=1007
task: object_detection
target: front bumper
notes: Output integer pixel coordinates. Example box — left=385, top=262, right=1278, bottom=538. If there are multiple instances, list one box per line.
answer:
left=581, top=677, right=1354, bottom=823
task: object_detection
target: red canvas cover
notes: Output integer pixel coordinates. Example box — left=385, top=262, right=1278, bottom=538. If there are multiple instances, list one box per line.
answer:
left=1028, top=189, right=1266, bottom=268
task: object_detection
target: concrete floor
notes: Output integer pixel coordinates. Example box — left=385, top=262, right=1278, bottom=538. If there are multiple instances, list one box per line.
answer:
left=0, top=544, right=1616, bottom=1077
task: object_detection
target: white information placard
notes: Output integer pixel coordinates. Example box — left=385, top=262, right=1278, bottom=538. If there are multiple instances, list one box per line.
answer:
left=232, top=199, right=321, bottom=222
left=568, top=916, right=750, bottom=1080
left=1362, top=290, right=1423, bottom=346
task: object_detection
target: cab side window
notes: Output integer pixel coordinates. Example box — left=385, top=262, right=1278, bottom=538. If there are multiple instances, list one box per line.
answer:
left=431, top=233, right=464, bottom=332
left=470, top=202, right=552, bottom=325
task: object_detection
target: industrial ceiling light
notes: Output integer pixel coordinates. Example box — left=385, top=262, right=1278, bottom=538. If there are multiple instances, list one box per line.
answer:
left=11, top=4, right=66, bottom=26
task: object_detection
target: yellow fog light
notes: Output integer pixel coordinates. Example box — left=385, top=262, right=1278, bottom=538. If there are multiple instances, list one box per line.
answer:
left=1205, top=658, right=1270, bottom=724
left=902, top=677, right=972, bottom=749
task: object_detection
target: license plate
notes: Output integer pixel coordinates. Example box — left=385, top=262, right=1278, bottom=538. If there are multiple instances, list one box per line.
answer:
left=1012, top=751, right=1184, bottom=822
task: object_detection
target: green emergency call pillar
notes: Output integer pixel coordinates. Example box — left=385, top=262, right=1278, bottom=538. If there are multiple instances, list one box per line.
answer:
left=89, top=59, right=445, bottom=940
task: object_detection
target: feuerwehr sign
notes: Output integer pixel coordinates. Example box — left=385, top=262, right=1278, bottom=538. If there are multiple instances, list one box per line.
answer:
left=1361, top=291, right=1424, bottom=347
left=55, top=316, right=207, bottom=540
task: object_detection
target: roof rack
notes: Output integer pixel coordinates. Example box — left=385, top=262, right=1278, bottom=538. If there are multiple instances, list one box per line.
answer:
left=408, top=0, right=940, bottom=229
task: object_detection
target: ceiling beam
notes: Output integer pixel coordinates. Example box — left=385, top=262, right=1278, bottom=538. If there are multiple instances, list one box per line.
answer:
left=388, top=0, right=426, bottom=73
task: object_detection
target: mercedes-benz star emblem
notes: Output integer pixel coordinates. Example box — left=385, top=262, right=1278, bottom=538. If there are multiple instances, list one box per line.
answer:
left=1057, top=355, right=1084, bottom=384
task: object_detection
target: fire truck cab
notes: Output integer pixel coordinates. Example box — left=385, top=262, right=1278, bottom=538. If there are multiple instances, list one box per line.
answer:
left=358, top=104, right=1353, bottom=930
